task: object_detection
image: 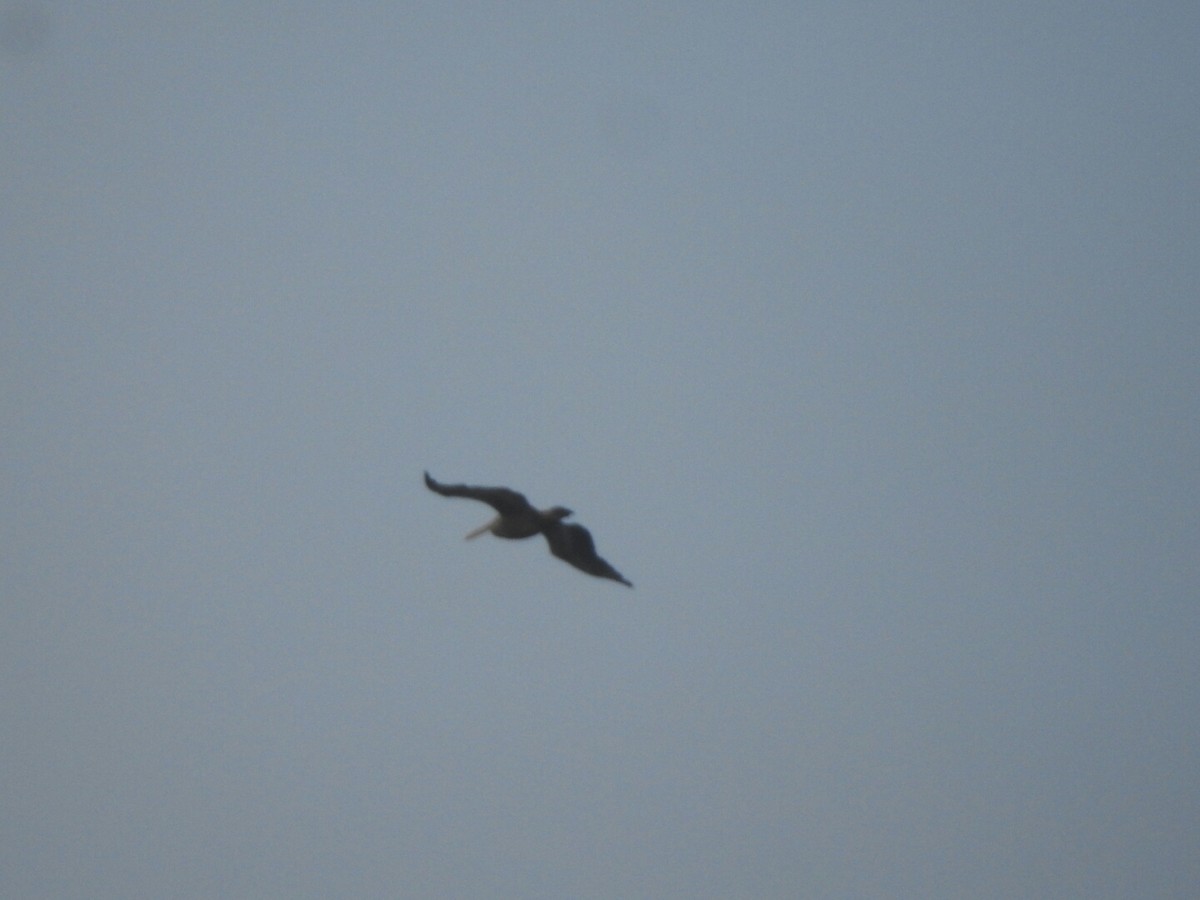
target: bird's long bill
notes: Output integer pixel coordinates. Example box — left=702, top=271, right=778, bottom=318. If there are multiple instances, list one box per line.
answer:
left=464, top=519, right=494, bottom=540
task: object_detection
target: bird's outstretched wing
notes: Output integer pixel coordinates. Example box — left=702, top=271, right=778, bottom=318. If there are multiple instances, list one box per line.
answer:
left=543, top=521, right=633, bottom=587
left=423, top=471, right=534, bottom=518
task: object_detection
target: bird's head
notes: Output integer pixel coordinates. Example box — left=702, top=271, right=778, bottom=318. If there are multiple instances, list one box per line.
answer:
left=543, top=506, right=573, bottom=521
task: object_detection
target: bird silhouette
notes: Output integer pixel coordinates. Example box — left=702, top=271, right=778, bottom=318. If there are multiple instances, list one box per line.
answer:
left=424, top=472, right=632, bottom=587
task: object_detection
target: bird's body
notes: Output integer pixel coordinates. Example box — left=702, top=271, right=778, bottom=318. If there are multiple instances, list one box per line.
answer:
left=423, top=472, right=632, bottom=587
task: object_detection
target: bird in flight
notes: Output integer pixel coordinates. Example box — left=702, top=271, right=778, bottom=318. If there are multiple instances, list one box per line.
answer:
left=424, top=472, right=632, bottom=587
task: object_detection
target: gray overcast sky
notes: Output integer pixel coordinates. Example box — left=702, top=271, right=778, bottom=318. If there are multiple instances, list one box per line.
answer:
left=3, top=3, right=1197, bottom=897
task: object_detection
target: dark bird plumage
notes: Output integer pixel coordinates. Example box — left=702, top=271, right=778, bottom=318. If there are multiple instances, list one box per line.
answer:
left=423, top=471, right=632, bottom=587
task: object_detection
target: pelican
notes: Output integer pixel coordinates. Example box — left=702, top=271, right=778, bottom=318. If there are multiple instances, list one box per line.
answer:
left=423, top=471, right=633, bottom=587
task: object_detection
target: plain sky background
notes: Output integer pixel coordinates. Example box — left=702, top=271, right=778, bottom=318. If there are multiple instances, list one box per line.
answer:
left=3, top=3, right=1197, bottom=897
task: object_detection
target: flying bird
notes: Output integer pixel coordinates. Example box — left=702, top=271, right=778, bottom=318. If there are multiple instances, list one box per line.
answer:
left=423, top=471, right=633, bottom=587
